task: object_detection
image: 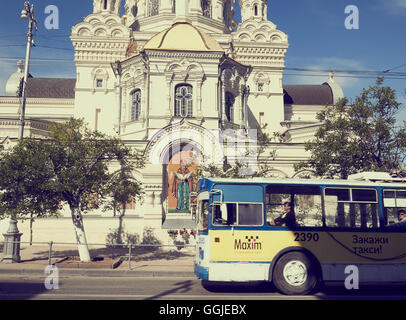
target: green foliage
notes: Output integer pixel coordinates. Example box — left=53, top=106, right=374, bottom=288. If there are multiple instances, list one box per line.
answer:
left=103, top=153, right=144, bottom=216
left=0, top=139, right=61, bottom=220
left=295, top=78, right=406, bottom=179
left=45, top=119, right=144, bottom=213
left=0, top=118, right=145, bottom=250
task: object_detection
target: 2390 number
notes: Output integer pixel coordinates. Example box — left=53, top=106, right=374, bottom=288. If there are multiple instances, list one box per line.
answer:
left=294, top=232, right=319, bottom=242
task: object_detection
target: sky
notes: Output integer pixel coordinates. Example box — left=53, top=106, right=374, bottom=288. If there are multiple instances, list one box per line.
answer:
left=0, top=0, right=405, bottom=121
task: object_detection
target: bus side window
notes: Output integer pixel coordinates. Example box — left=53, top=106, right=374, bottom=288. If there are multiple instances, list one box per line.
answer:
left=383, top=189, right=406, bottom=227
left=265, top=185, right=322, bottom=227
left=324, top=188, right=379, bottom=228
left=238, top=203, right=263, bottom=226
left=213, top=203, right=237, bottom=226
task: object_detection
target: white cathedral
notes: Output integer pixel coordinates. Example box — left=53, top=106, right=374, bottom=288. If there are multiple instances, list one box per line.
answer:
left=0, top=0, right=344, bottom=243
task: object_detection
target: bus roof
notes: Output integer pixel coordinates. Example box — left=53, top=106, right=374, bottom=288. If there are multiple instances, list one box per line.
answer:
left=201, top=176, right=406, bottom=188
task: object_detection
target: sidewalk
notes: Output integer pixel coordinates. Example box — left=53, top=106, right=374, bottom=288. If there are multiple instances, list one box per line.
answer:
left=0, top=244, right=196, bottom=277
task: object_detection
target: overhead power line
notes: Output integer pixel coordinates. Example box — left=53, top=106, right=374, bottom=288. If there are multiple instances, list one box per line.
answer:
left=0, top=56, right=405, bottom=80
left=285, top=67, right=406, bottom=77
left=284, top=73, right=406, bottom=80
left=383, top=63, right=406, bottom=73
left=0, top=57, right=73, bottom=62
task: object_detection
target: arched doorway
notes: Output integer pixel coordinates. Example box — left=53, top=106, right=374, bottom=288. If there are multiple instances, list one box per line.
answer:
left=167, top=143, right=199, bottom=215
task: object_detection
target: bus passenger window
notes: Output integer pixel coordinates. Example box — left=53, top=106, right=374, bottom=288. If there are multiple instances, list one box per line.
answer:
left=383, top=189, right=406, bottom=228
left=238, top=203, right=263, bottom=226
left=324, top=188, right=379, bottom=228
left=265, top=184, right=322, bottom=227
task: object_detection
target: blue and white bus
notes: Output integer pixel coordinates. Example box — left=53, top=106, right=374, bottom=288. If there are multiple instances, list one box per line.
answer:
left=194, top=172, right=406, bottom=295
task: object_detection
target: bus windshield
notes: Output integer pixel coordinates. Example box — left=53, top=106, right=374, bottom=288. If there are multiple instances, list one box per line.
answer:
left=197, top=199, right=209, bottom=231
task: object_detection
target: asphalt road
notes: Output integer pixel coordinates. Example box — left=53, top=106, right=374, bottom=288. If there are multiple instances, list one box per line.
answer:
left=1, top=274, right=406, bottom=301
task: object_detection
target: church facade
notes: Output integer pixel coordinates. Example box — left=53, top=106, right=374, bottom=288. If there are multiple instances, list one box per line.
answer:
left=0, top=0, right=343, bottom=244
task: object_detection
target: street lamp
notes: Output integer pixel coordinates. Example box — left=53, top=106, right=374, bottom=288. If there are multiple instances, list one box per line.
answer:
left=2, top=2, right=38, bottom=264
left=18, top=1, right=37, bottom=140
left=111, top=60, right=123, bottom=135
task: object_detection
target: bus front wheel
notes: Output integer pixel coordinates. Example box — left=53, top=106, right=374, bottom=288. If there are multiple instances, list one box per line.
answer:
left=272, top=251, right=319, bottom=295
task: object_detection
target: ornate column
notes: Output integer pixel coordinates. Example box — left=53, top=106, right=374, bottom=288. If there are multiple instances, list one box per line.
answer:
left=189, top=0, right=202, bottom=15
left=160, top=0, right=173, bottom=14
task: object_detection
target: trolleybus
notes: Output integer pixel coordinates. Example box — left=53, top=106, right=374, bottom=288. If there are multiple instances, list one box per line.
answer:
left=194, top=172, right=406, bottom=295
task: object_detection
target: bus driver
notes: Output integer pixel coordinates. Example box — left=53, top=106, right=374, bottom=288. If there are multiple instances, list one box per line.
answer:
left=387, top=209, right=406, bottom=230
left=271, top=202, right=296, bottom=228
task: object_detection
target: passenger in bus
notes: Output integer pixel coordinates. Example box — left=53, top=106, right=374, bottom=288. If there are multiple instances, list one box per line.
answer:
left=271, top=202, right=296, bottom=227
left=386, top=209, right=406, bottom=230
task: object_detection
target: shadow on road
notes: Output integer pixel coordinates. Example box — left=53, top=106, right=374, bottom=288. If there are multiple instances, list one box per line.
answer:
left=201, top=280, right=406, bottom=299
left=144, top=280, right=195, bottom=300
left=202, top=280, right=277, bottom=293
left=318, top=283, right=406, bottom=299
left=0, top=281, right=48, bottom=300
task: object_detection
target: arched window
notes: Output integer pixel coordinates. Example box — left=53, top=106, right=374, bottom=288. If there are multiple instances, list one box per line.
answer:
left=148, top=0, right=160, bottom=16
left=225, top=92, right=235, bottom=122
left=104, top=0, right=108, bottom=10
left=254, top=4, right=258, bottom=16
left=175, top=84, right=193, bottom=117
left=131, top=89, right=141, bottom=121
left=201, top=0, right=211, bottom=18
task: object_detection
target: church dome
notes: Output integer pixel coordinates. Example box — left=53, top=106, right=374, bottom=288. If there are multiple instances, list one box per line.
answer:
left=143, top=22, right=224, bottom=52
left=5, top=60, right=25, bottom=96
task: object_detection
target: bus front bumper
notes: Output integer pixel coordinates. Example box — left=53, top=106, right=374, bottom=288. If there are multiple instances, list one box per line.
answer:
left=194, top=262, right=209, bottom=280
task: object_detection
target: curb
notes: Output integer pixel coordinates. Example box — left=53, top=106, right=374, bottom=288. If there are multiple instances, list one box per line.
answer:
left=0, top=267, right=195, bottom=278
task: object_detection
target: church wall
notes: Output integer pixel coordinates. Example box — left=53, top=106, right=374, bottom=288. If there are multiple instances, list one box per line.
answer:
left=200, top=78, right=221, bottom=124
left=247, top=93, right=284, bottom=132
left=285, top=104, right=325, bottom=122
left=74, top=65, right=118, bottom=135
left=74, top=90, right=117, bottom=134
left=0, top=97, right=74, bottom=120
left=0, top=215, right=178, bottom=247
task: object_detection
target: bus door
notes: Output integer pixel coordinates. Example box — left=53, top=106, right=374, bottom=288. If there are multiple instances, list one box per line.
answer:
left=195, top=191, right=210, bottom=277
left=209, top=184, right=264, bottom=263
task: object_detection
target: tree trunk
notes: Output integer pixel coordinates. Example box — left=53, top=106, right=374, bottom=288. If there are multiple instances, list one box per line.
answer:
left=117, top=203, right=126, bottom=241
left=70, top=207, right=91, bottom=262
left=30, top=213, right=33, bottom=246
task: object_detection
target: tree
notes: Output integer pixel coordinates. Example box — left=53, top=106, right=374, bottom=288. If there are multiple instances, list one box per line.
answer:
left=44, top=119, right=144, bottom=261
left=295, top=78, right=406, bottom=179
left=103, top=153, right=144, bottom=246
left=0, top=139, right=61, bottom=228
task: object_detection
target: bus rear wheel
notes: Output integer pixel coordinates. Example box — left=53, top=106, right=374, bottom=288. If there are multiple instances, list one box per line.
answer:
left=272, top=251, right=319, bottom=295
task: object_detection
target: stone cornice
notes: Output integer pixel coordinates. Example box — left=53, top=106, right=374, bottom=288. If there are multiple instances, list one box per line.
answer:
left=144, top=49, right=224, bottom=60
left=0, top=119, right=52, bottom=131
left=71, top=37, right=130, bottom=48
left=0, top=97, right=75, bottom=106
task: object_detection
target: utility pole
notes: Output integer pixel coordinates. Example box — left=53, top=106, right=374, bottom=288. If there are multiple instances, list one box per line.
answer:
left=18, top=1, right=37, bottom=139
left=2, top=1, right=38, bottom=265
